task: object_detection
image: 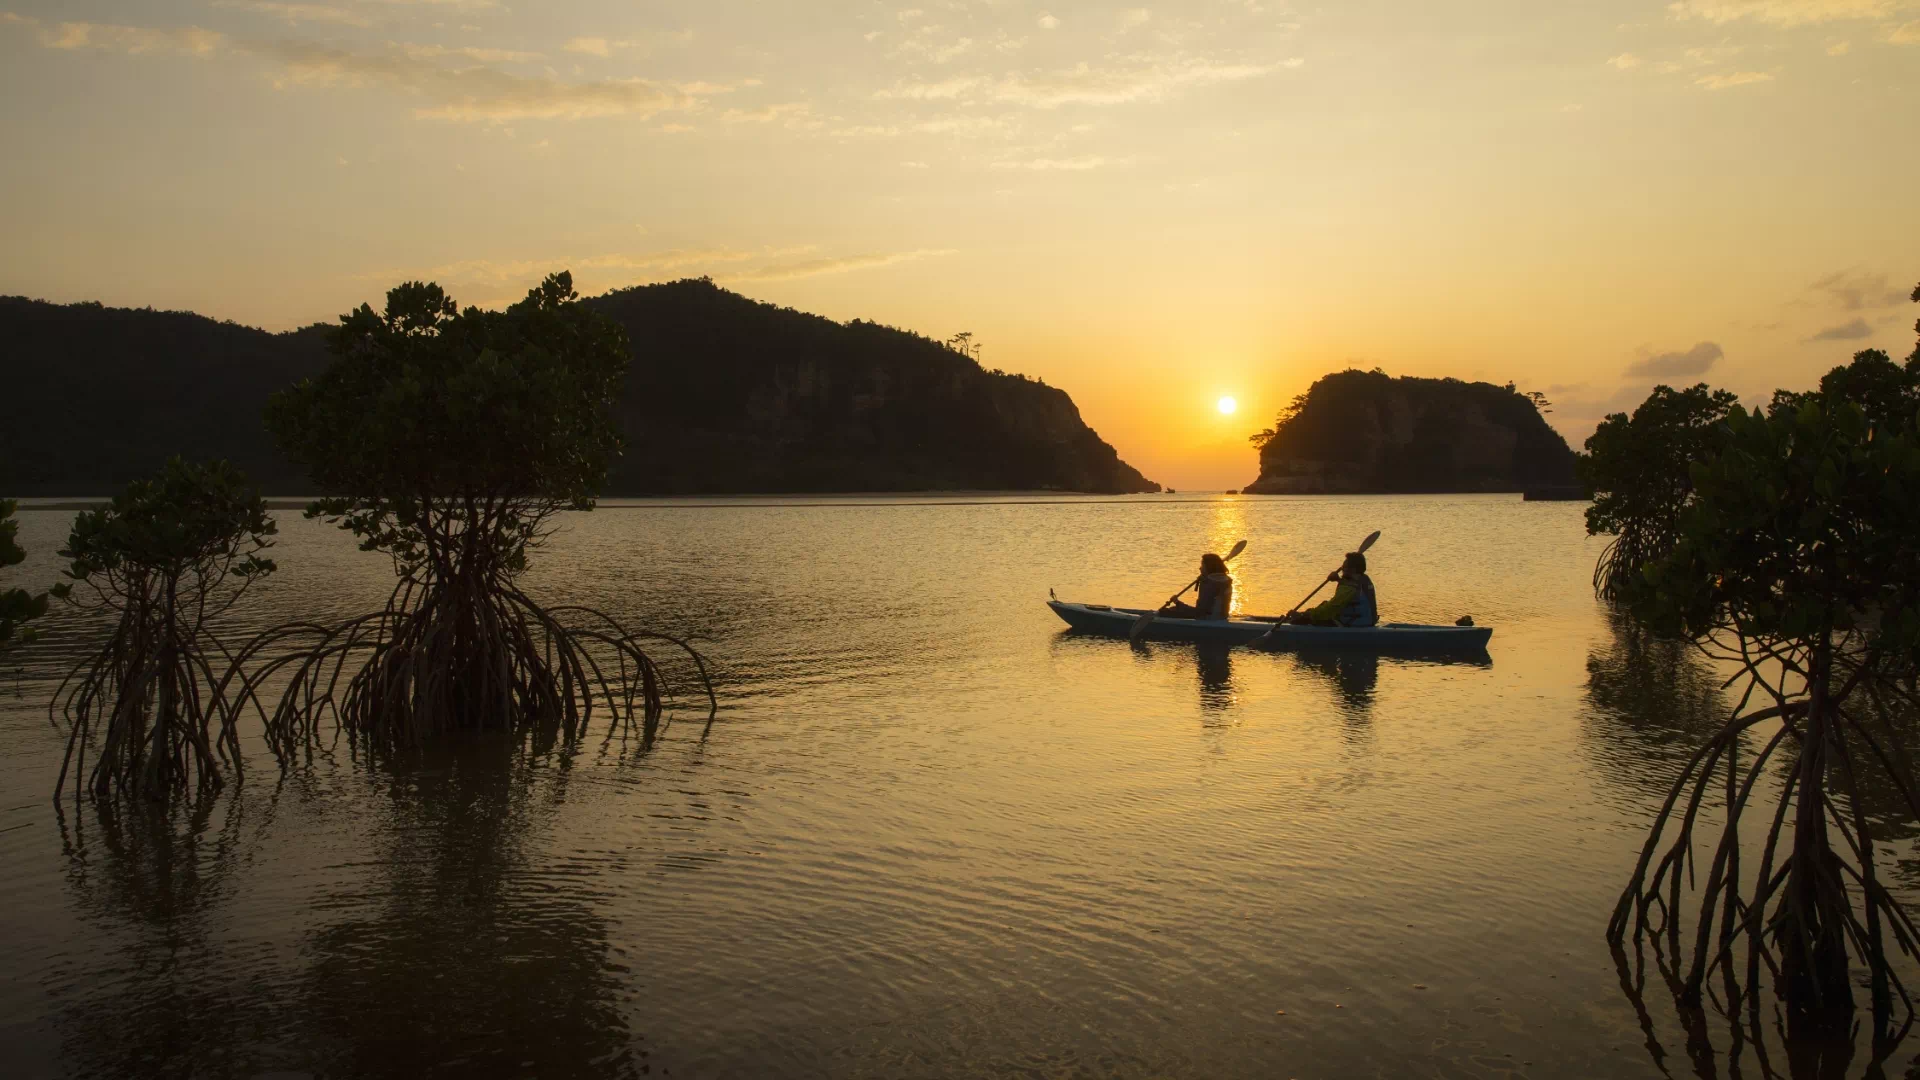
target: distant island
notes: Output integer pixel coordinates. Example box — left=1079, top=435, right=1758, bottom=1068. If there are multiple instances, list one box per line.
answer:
left=1244, top=369, right=1576, bottom=494
left=0, top=280, right=1158, bottom=496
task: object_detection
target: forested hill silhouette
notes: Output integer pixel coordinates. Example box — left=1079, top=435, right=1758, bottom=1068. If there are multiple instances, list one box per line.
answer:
left=1244, top=368, right=1575, bottom=494
left=0, top=281, right=1158, bottom=496
left=0, top=297, right=329, bottom=495
left=586, top=279, right=1155, bottom=494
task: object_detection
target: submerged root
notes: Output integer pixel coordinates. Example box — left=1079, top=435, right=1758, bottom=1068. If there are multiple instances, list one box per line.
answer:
left=52, top=611, right=246, bottom=807
left=233, top=577, right=715, bottom=759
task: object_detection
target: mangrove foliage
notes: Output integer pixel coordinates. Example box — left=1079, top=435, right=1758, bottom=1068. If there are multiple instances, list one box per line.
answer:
left=1582, top=384, right=1740, bottom=601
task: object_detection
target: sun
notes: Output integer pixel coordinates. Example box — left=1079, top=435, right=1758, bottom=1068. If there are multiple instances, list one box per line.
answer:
left=1216, top=396, right=1238, bottom=415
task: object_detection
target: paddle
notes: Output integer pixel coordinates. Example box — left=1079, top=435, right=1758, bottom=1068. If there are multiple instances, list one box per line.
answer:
left=1129, top=539, right=1247, bottom=642
left=1281, top=530, right=1381, bottom=620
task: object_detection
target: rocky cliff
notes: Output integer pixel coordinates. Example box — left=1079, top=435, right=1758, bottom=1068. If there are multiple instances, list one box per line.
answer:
left=0, top=282, right=1157, bottom=495
left=1245, top=369, right=1575, bottom=494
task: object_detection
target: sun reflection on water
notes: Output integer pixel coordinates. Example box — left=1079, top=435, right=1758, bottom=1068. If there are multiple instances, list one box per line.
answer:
left=1209, top=498, right=1249, bottom=616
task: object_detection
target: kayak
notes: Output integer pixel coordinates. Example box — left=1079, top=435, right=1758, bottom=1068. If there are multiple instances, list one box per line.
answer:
left=1046, top=600, right=1494, bottom=653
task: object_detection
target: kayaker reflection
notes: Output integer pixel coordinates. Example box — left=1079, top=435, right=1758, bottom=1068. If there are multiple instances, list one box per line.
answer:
left=1287, top=552, right=1379, bottom=627
left=1196, top=643, right=1236, bottom=711
left=1158, top=552, right=1234, bottom=620
left=1296, top=651, right=1380, bottom=716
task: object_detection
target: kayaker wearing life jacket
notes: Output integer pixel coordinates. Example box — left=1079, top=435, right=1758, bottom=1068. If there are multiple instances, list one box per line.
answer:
left=1290, top=552, right=1377, bottom=627
left=1160, top=552, right=1234, bottom=620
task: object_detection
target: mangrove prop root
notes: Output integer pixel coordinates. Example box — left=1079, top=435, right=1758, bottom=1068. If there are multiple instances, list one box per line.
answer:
left=52, top=609, right=247, bottom=807
left=1607, top=658, right=1920, bottom=1040
left=234, top=576, right=715, bottom=758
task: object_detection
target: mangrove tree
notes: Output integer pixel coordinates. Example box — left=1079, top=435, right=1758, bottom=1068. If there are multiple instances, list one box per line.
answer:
left=247, top=272, right=712, bottom=756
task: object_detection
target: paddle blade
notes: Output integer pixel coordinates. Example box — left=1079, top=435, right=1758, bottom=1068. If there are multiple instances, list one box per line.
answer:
left=1356, top=530, right=1381, bottom=553
left=1128, top=608, right=1156, bottom=641
left=1224, top=538, right=1248, bottom=562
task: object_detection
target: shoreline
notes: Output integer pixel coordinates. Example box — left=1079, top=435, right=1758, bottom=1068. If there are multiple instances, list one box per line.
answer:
left=12, top=490, right=1567, bottom=512
left=14, top=490, right=1152, bottom=511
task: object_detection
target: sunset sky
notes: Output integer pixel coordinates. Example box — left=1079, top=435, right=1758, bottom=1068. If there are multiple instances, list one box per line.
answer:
left=1, top=0, right=1915, bottom=489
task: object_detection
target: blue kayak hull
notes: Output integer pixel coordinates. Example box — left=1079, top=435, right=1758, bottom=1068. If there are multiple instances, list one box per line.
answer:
left=1047, top=601, right=1493, bottom=652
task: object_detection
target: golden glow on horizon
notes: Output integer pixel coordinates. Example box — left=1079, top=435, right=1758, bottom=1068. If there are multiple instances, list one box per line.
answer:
left=1217, top=396, right=1238, bottom=416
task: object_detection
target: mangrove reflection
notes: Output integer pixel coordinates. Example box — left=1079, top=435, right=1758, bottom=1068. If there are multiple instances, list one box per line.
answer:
left=1611, top=938, right=1864, bottom=1080
left=298, top=736, right=645, bottom=1079
left=53, top=796, right=268, bottom=1079
left=1585, top=612, right=1920, bottom=859
left=1580, top=611, right=1733, bottom=805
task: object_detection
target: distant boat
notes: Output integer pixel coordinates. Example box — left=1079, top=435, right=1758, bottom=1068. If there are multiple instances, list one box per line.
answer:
left=1223, top=489, right=1238, bottom=495
left=1047, top=600, right=1493, bottom=653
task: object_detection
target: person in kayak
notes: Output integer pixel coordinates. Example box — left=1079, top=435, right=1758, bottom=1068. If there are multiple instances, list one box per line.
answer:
left=1160, top=552, right=1234, bottom=620
left=1289, top=552, right=1377, bottom=626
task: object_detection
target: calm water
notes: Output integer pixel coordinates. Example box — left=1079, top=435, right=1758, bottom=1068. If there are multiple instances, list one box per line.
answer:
left=0, top=494, right=1913, bottom=1078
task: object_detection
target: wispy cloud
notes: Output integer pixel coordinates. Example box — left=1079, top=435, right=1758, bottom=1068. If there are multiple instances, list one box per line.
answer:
left=1811, top=269, right=1911, bottom=309
left=1891, top=18, right=1920, bottom=39
left=1695, top=70, right=1773, bottom=88
left=727, top=249, right=955, bottom=282
left=1667, top=0, right=1906, bottom=26
left=874, top=75, right=983, bottom=100
left=398, top=42, right=541, bottom=64
left=212, top=1, right=372, bottom=27
left=1809, top=317, right=1873, bottom=341
left=560, top=30, right=694, bottom=58
left=999, top=58, right=1281, bottom=106
left=930, top=37, right=973, bottom=63
left=267, top=41, right=697, bottom=122
left=4, top=14, right=712, bottom=123
left=5, top=15, right=228, bottom=56
left=362, top=0, right=505, bottom=12
left=829, top=116, right=1016, bottom=138
left=564, top=36, right=615, bottom=57
left=210, top=0, right=514, bottom=28
left=378, top=248, right=778, bottom=286
left=911, top=114, right=1012, bottom=135
left=1625, top=341, right=1724, bottom=377
left=720, top=101, right=811, bottom=124
left=990, top=154, right=1128, bottom=170
left=1608, top=52, right=1643, bottom=69
left=370, top=246, right=955, bottom=294
left=879, top=56, right=1282, bottom=109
